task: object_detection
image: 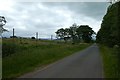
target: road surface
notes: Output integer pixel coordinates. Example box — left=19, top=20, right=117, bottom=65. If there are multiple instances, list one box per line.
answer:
left=20, top=44, right=104, bottom=78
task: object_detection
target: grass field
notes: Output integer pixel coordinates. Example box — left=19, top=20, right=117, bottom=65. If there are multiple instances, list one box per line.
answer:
left=0, top=38, right=2, bottom=79
left=0, top=60, right=1, bottom=79
left=0, top=38, right=2, bottom=44
left=2, top=38, right=91, bottom=78
left=99, top=45, right=119, bottom=78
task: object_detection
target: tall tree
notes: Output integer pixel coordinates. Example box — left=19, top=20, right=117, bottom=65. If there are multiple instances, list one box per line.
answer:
left=64, top=28, right=70, bottom=37
left=69, top=23, right=78, bottom=42
left=96, top=1, right=120, bottom=47
left=76, top=25, right=94, bottom=43
left=55, top=23, right=95, bottom=43
left=55, top=28, right=65, bottom=40
left=0, top=16, right=8, bottom=36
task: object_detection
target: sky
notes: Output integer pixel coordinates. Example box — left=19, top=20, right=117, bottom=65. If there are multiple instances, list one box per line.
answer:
left=0, top=0, right=109, bottom=39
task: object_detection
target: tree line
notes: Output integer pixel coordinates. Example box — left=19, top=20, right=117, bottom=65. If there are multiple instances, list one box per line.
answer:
left=96, top=1, right=120, bottom=77
left=55, top=23, right=95, bottom=43
left=1, top=16, right=96, bottom=43
left=96, top=1, right=120, bottom=47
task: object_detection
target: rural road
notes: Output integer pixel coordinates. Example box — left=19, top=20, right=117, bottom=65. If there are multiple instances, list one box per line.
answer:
left=20, top=43, right=104, bottom=78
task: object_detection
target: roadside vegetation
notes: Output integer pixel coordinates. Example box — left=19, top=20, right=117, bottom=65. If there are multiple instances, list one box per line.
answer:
left=2, top=38, right=91, bottom=78
left=96, top=1, right=120, bottom=79
left=0, top=57, right=1, bottom=79
left=99, top=45, right=119, bottom=78
left=1, top=14, right=95, bottom=79
left=0, top=39, right=1, bottom=44
left=0, top=58, right=1, bottom=79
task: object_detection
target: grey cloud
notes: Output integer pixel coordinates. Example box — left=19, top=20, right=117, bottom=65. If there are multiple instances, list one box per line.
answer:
left=42, top=2, right=108, bottom=21
left=0, top=2, right=108, bottom=38
left=79, top=2, right=108, bottom=20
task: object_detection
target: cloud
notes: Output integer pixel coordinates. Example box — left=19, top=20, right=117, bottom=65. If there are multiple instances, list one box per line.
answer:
left=43, top=2, right=108, bottom=21
left=0, top=2, right=108, bottom=39
left=3, top=0, right=109, bottom=2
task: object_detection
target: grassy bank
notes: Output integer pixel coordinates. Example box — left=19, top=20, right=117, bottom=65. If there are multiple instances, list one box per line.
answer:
left=2, top=38, right=91, bottom=78
left=0, top=38, right=2, bottom=44
left=99, top=45, right=119, bottom=78
left=0, top=58, right=1, bottom=78
left=0, top=39, right=2, bottom=79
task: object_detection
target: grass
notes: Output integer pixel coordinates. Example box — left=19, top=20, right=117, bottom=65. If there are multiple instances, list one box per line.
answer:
left=2, top=38, right=91, bottom=78
left=99, top=45, right=119, bottom=78
left=0, top=38, right=2, bottom=79
left=0, top=38, right=2, bottom=44
left=0, top=58, right=2, bottom=79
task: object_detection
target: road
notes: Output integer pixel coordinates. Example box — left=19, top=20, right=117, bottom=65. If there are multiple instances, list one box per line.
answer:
left=20, top=44, right=104, bottom=78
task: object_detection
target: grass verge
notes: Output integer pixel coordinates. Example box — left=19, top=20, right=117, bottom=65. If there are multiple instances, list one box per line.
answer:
left=2, top=39, right=91, bottom=78
left=99, top=45, right=119, bottom=78
left=0, top=58, right=2, bottom=79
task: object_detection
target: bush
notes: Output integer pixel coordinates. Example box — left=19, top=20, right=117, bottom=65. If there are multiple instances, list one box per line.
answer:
left=31, top=37, right=35, bottom=39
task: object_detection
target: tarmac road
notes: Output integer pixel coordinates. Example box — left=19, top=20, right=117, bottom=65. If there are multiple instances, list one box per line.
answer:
left=20, top=43, right=104, bottom=78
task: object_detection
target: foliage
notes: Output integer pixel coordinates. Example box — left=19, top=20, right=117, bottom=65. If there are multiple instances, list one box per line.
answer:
left=96, top=2, right=120, bottom=47
left=0, top=16, right=8, bottom=35
left=55, top=28, right=66, bottom=39
left=97, top=2, right=120, bottom=78
left=55, top=23, right=95, bottom=43
left=76, top=25, right=95, bottom=43
left=31, top=37, right=35, bottom=39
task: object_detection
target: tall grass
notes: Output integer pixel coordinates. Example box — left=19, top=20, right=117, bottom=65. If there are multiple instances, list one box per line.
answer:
left=2, top=38, right=90, bottom=78
left=0, top=58, right=2, bottom=79
left=0, top=38, right=2, bottom=44
left=0, top=38, right=2, bottom=79
left=99, top=45, right=119, bottom=78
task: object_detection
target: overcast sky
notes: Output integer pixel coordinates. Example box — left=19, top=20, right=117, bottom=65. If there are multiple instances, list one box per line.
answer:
left=0, top=1, right=108, bottom=39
